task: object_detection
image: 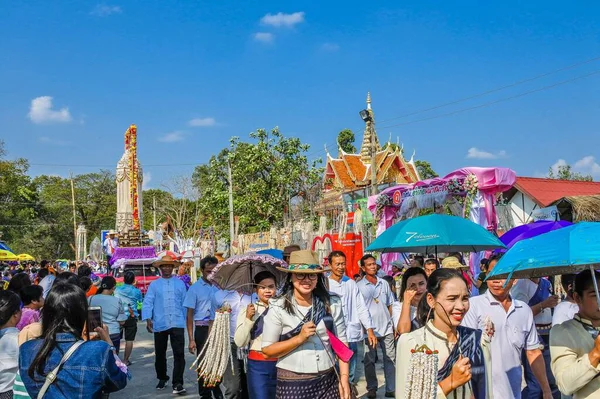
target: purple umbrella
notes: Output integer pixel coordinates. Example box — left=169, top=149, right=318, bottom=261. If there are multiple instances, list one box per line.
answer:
left=499, top=220, right=573, bottom=250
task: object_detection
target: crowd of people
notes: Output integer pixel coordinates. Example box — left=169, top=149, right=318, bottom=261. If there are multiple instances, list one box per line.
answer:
left=1, top=246, right=599, bottom=399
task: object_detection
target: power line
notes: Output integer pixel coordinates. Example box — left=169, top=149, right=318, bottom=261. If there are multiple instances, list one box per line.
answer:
left=377, top=68, right=600, bottom=130
left=377, top=55, right=600, bottom=124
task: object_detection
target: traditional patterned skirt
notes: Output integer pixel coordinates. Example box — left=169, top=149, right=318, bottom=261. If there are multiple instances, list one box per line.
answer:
left=276, top=367, right=339, bottom=399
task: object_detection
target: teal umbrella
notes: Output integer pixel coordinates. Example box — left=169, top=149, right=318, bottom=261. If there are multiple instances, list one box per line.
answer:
left=486, top=222, right=600, bottom=307
left=366, top=214, right=505, bottom=254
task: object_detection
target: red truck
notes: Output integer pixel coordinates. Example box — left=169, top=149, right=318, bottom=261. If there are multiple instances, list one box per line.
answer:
left=109, top=264, right=161, bottom=295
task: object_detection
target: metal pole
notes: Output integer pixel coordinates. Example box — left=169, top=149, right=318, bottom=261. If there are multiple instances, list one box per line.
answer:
left=70, top=172, right=78, bottom=261
left=227, top=158, right=235, bottom=249
left=370, top=120, right=378, bottom=196
left=589, top=265, right=600, bottom=310
left=153, top=194, right=157, bottom=232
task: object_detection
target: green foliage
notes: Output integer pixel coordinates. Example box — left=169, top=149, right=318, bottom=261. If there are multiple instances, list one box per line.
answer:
left=414, top=160, right=439, bottom=180
left=548, top=164, right=593, bottom=181
left=337, top=129, right=356, bottom=153
left=192, top=127, right=322, bottom=237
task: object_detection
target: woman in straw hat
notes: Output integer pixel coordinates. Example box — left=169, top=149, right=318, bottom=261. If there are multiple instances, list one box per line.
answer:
left=262, top=250, right=351, bottom=399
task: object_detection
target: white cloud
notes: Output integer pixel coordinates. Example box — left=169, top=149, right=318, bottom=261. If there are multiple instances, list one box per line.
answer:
left=158, top=131, right=185, bottom=143
left=142, top=172, right=152, bottom=190
left=573, top=156, right=600, bottom=178
left=550, top=158, right=568, bottom=176
left=28, top=96, right=72, bottom=124
left=466, top=147, right=507, bottom=160
left=188, top=117, right=217, bottom=127
left=321, top=43, right=340, bottom=52
left=254, top=32, right=274, bottom=43
left=260, top=12, right=305, bottom=27
left=91, top=4, right=122, bottom=16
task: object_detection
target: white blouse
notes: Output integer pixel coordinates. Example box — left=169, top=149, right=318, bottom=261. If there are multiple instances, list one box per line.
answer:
left=262, top=295, right=346, bottom=373
left=234, top=301, right=269, bottom=352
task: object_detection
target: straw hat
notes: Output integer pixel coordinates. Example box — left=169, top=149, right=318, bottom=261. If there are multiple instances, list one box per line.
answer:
left=108, top=230, right=117, bottom=235
left=441, top=256, right=467, bottom=270
left=153, top=255, right=180, bottom=267
left=277, top=250, right=326, bottom=273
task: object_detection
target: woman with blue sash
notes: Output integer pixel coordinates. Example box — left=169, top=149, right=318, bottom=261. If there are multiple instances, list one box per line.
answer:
left=396, top=269, right=492, bottom=399
left=262, top=250, right=351, bottom=399
left=234, top=271, right=278, bottom=398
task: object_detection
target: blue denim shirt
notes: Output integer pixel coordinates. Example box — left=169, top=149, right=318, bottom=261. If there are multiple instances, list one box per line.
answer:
left=19, top=333, right=127, bottom=398
left=115, top=284, right=143, bottom=318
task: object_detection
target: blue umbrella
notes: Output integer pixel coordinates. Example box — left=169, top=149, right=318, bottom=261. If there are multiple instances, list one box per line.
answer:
left=366, top=214, right=505, bottom=254
left=487, top=222, right=600, bottom=280
left=257, top=249, right=284, bottom=260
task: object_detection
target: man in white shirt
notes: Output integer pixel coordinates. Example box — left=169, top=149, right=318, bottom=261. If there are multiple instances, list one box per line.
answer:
left=356, top=254, right=396, bottom=399
left=184, top=256, right=223, bottom=399
left=211, top=288, right=252, bottom=399
left=103, top=230, right=118, bottom=263
left=552, top=273, right=578, bottom=327
left=327, top=251, right=377, bottom=393
left=37, top=268, right=55, bottom=299
left=512, top=276, right=560, bottom=398
left=462, top=254, right=553, bottom=399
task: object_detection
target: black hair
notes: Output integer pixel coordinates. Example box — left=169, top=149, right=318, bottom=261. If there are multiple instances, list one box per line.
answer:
left=40, top=260, right=49, bottom=268
left=37, top=268, right=49, bottom=279
left=424, top=259, right=440, bottom=269
left=79, top=276, right=92, bottom=292
left=97, top=276, right=117, bottom=294
left=353, top=274, right=361, bottom=279
left=399, top=267, right=428, bottom=300
left=253, top=271, right=276, bottom=286
left=20, top=285, right=44, bottom=306
left=7, top=272, right=32, bottom=293
left=0, top=290, right=21, bottom=327
left=448, top=252, right=465, bottom=265
left=124, top=271, right=135, bottom=285
left=55, top=272, right=80, bottom=287
left=560, top=273, right=576, bottom=296
left=200, top=256, right=219, bottom=270
left=417, top=268, right=468, bottom=327
left=77, top=264, right=92, bottom=277
left=487, top=253, right=503, bottom=264
left=360, top=254, right=376, bottom=267
left=574, top=269, right=600, bottom=297
left=28, top=282, right=88, bottom=380
left=327, top=251, right=346, bottom=265
left=278, top=273, right=331, bottom=315
left=413, top=256, right=425, bottom=267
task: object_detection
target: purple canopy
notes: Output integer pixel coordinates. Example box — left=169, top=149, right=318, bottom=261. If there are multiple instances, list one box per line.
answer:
left=499, top=221, right=573, bottom=250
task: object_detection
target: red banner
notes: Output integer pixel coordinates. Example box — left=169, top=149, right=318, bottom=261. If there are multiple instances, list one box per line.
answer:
left=312, top=232, right=363, bottom=278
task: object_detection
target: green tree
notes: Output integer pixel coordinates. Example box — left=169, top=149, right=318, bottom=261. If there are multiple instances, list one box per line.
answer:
left=337, top=129, right=356, bottom=153
left=192, top=128, right=322, bottom=237
left=548, top=164, right=593, bottom=181
left=415, top=160, right=439, bottom=180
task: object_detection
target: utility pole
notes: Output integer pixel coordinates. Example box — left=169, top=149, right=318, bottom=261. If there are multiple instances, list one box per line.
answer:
left=227, top=158, right=235, bottom=248
left=69, top=172, right=78, bottom=260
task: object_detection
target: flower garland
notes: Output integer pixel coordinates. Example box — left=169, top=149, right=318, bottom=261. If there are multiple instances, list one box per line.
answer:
left=463, top=174, right=479, bottom=219
left=126, top=125, right=140, bottom=231
left=192, top=304, right=233, bottom=386
left=375, top=193, right=392, bottom=221
left=405, top=344, right=439, bottom=398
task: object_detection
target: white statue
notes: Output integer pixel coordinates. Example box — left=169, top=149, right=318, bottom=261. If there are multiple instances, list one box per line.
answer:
left=115, top=125, right=144, bottom=233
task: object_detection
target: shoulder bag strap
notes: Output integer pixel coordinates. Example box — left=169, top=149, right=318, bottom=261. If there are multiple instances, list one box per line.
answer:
left=37, top=340, right=85, bottom=399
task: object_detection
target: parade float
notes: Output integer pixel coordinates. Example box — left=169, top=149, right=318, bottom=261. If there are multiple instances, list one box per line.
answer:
left=367, top=167, right=516, bottom=274
left=108, top=125, right=158, bottom=294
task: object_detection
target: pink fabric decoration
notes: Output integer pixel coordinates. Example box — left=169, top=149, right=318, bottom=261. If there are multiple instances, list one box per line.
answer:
left=326, top=330, right=354, bottom=363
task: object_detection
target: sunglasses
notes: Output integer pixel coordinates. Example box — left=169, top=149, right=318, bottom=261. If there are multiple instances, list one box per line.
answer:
left=295, top=273, right=318, bottom=281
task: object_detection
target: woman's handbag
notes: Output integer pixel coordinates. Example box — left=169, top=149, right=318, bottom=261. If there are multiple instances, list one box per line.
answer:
left=37, top=340, right=84, bottom=399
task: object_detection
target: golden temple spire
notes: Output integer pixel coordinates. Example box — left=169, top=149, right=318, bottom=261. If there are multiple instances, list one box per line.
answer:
left=366, top=92, right=372, bottom=110
left=360, top=92, right=381, bottom=163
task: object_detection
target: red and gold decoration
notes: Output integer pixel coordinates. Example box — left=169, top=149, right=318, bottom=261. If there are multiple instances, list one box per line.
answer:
left=125, top=124, right=140, bottom=230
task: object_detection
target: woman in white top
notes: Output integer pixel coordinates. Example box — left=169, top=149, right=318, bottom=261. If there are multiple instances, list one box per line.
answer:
left=89, top=276, right=128, bottom=354
left=0, top=290, right=22, bottom=399
left=396, top=268, right=492, bottom=399
left=262, top=250, right=350, bottom=399
left=397, top=267, right=428, bottom=334
left=552, top=273, right=579, bottom=327
left=234, top=271, right=278, bottom=398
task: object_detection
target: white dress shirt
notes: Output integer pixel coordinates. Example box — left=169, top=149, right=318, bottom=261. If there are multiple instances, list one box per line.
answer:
left=552, top=301, right=579, bottom=327
left=356, top=276, right=394, bottom=337
left=511, top=278, right=553, bottom=325
left=328, top=276, right=374, bottom=342
left=262, top=295, right=346, bottom=374
left=462, top=289, right=539, bottom=399
left=211, top=290, right=252, bottom=339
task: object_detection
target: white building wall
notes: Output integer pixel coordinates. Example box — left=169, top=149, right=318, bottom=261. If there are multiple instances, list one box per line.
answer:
left=509, top=191, right=539, bottom=226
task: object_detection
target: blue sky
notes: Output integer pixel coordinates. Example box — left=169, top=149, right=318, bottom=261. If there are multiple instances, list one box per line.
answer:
left=2, top=0, right=600, bottom=188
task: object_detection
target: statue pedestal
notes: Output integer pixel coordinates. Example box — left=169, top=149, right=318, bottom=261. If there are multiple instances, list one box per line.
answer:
left=118, top=229, right=150, bottom=248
